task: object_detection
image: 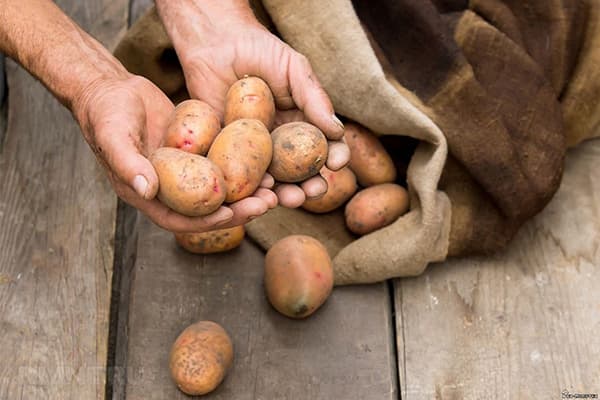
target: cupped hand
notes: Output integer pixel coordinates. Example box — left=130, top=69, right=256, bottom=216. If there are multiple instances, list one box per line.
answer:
left=157, top=3, right=351, bottom=207
left=73, top=74, right=276, bottom=232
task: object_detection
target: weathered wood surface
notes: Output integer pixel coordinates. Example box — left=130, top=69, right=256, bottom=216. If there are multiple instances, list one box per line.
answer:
left=395, top=138, right=600, bottom=399
left=120, top=217, right=397, bottom=400
left=0, top=1, right=127, bottom=399
left=130, top=0, right=153, bottom=25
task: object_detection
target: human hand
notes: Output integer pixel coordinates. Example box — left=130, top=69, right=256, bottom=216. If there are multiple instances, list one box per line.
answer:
left=73, top=74, right=276, bottom=232
left=156, top=0, right=351, bottom=207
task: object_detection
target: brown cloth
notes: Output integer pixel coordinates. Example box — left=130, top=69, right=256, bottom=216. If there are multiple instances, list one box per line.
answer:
left=114, top=1, right=600, bottom=285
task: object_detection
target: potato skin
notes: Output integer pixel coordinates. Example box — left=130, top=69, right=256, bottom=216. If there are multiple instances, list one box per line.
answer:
left=169, top=321, right=234, bottom=396
left=268, top=122, right=328, bottom=183
left=164, top=99, right=221, bottom=155
left=150, top=147, right=226, bottom=216
left=207, top=119, right=273, bottom=202
left=224, top=76, right=276, bottom=130
left=302, top=167, right=358, bottom=213
left=264, top=235, right=333, bottom=319
left=344, top=122, right=397, bottom=187
left=345, top=183, right=409, bottom=235
left=175, top=225, right=245, bottom=254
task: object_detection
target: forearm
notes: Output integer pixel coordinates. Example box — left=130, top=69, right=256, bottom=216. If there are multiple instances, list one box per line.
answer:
left=0, top=0, right=128, bottom=115
left=155, top=0, right=260, bottom=56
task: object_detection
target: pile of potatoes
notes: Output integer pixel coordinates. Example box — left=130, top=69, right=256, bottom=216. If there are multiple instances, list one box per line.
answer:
left=160, top=77, right=410, bottom=397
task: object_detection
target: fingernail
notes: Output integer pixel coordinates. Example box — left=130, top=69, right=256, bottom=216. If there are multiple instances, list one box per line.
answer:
left=332, top=114, right=344, bottom=130
left=132, top=175, right=149, bottom=199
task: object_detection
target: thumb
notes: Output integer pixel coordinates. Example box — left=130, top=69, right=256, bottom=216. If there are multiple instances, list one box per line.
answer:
left=94, top=121, right=159, bottom=200
left=288, top=52, right=345, bottom=140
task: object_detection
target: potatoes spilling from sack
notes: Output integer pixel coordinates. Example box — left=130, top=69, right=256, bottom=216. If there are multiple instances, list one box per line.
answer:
left=151, top=75, right=410, bottom=241
left=154, top=76, right=410, bottom=396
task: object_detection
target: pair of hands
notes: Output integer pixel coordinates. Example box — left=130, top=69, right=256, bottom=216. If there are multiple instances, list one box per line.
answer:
left=74, top=3, right=349, bottom=233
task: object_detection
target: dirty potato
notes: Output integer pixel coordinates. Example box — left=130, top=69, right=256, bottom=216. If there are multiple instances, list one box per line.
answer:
left=264, top=235, right=333, bottom=319
left=302, top=167, right=358, bottom=213
left=344, top=183, right=409, bottom=235
left=207, top=119, right=273, bottom=202
left=169, top=321, right=234, bottom=396
left=224, top=76, right=276, bottom=130
left=164, top=99, right=221, bottom=155
left=175, top=225, right=245, bottom=254
left=344, top=122, right=396, bottom=186
left=150, top=147, right=226, bottom=216
left=268, top=122, right=328, bottom=183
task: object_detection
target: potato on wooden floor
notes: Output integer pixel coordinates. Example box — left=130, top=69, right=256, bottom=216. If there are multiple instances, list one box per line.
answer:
left=150, top=147, right=226, bottom=217
left=224, top=76, right=275, bottom=130
left=207, top=118, right=273, bottom=202
left=302, top=166, right=357, bottom=213
left=164, top=99, right=221, bottom=155
left=264, top=235, right=333, bottom=319
left=345, top=183, right=409, bottom=235
left=169, top=321, right=234, bottom=396
left=175, top=225, right=245, bottom=254
left=344, top=122, right=396, bottom=187
left=269, top=122, right=328, bottom=183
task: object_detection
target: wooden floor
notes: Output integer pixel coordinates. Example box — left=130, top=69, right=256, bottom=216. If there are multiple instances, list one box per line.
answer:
left=1, top=1, right=599, bottom=399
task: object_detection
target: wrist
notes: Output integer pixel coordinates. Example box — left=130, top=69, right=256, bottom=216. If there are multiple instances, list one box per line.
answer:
left=156, top=0, right=262, bottom=57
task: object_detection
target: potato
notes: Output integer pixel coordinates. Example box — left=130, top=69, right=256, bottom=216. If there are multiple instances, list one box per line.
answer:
left=224, top=76, right=276, bottom=130
left=169, top=321, right=234, bottom=396
left=302, top=167, right=358, bottom=213
left=150, top=147, right=226, bottom=216
left=207, top=119, right=272, bottom=202
left=268, top=122, right=328, bottom=183
left=175, top=225, right=245, bottom=254
left=344, top=122, right=397, bottom=186
left=164, top=99, right=221, bottom=155
left=264, top=235, right=333, bottom=319
left=345, top=183, right=409, bottom=235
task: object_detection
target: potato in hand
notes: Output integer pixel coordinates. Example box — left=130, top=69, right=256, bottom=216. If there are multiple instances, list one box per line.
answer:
left=208, top=119, right=273, bottom=203
left=150, top=147, right=226, bottom=217
left=302, top=166, right=357, bottom=213
left=224, top=76, right=276, bottom=130
left=164, top=99, right=221, bottom=155
left=269, top=122, right=328, bottom=183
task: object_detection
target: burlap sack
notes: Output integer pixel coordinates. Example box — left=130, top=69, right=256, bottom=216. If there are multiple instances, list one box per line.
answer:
left=114, top=0, right=600, bottom=285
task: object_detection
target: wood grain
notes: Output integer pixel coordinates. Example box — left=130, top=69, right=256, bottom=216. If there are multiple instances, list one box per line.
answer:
left=395, top=138, right=600, bottom=399
left=121, top=217, right=397, bottom=400
left=0, top=1, right=127, bottom=399
left=130, top=0, right=153, bottom=25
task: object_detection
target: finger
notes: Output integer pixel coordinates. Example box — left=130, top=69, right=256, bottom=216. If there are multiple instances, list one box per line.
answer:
left=254, top=187, right=278, bottom=209
left=259, top=173, right=275, bottom=189
left=301, top=176, right=328, bottom=199
left=274, top=184, right=306, bottom=208
left=288, top=53, right=345, bottom=140
left=326, top=140, right=351, bottom=171
left=94, top=119, right=159, bottom=201
left=226, top=196, right=270, bottom=226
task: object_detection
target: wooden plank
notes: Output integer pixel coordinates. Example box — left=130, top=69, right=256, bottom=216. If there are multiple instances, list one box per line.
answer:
left=0, top=1, right=127, bottom=399
left=395, top=138, right=600, bottom=399
left=121, top=217, right=397, bottom=400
